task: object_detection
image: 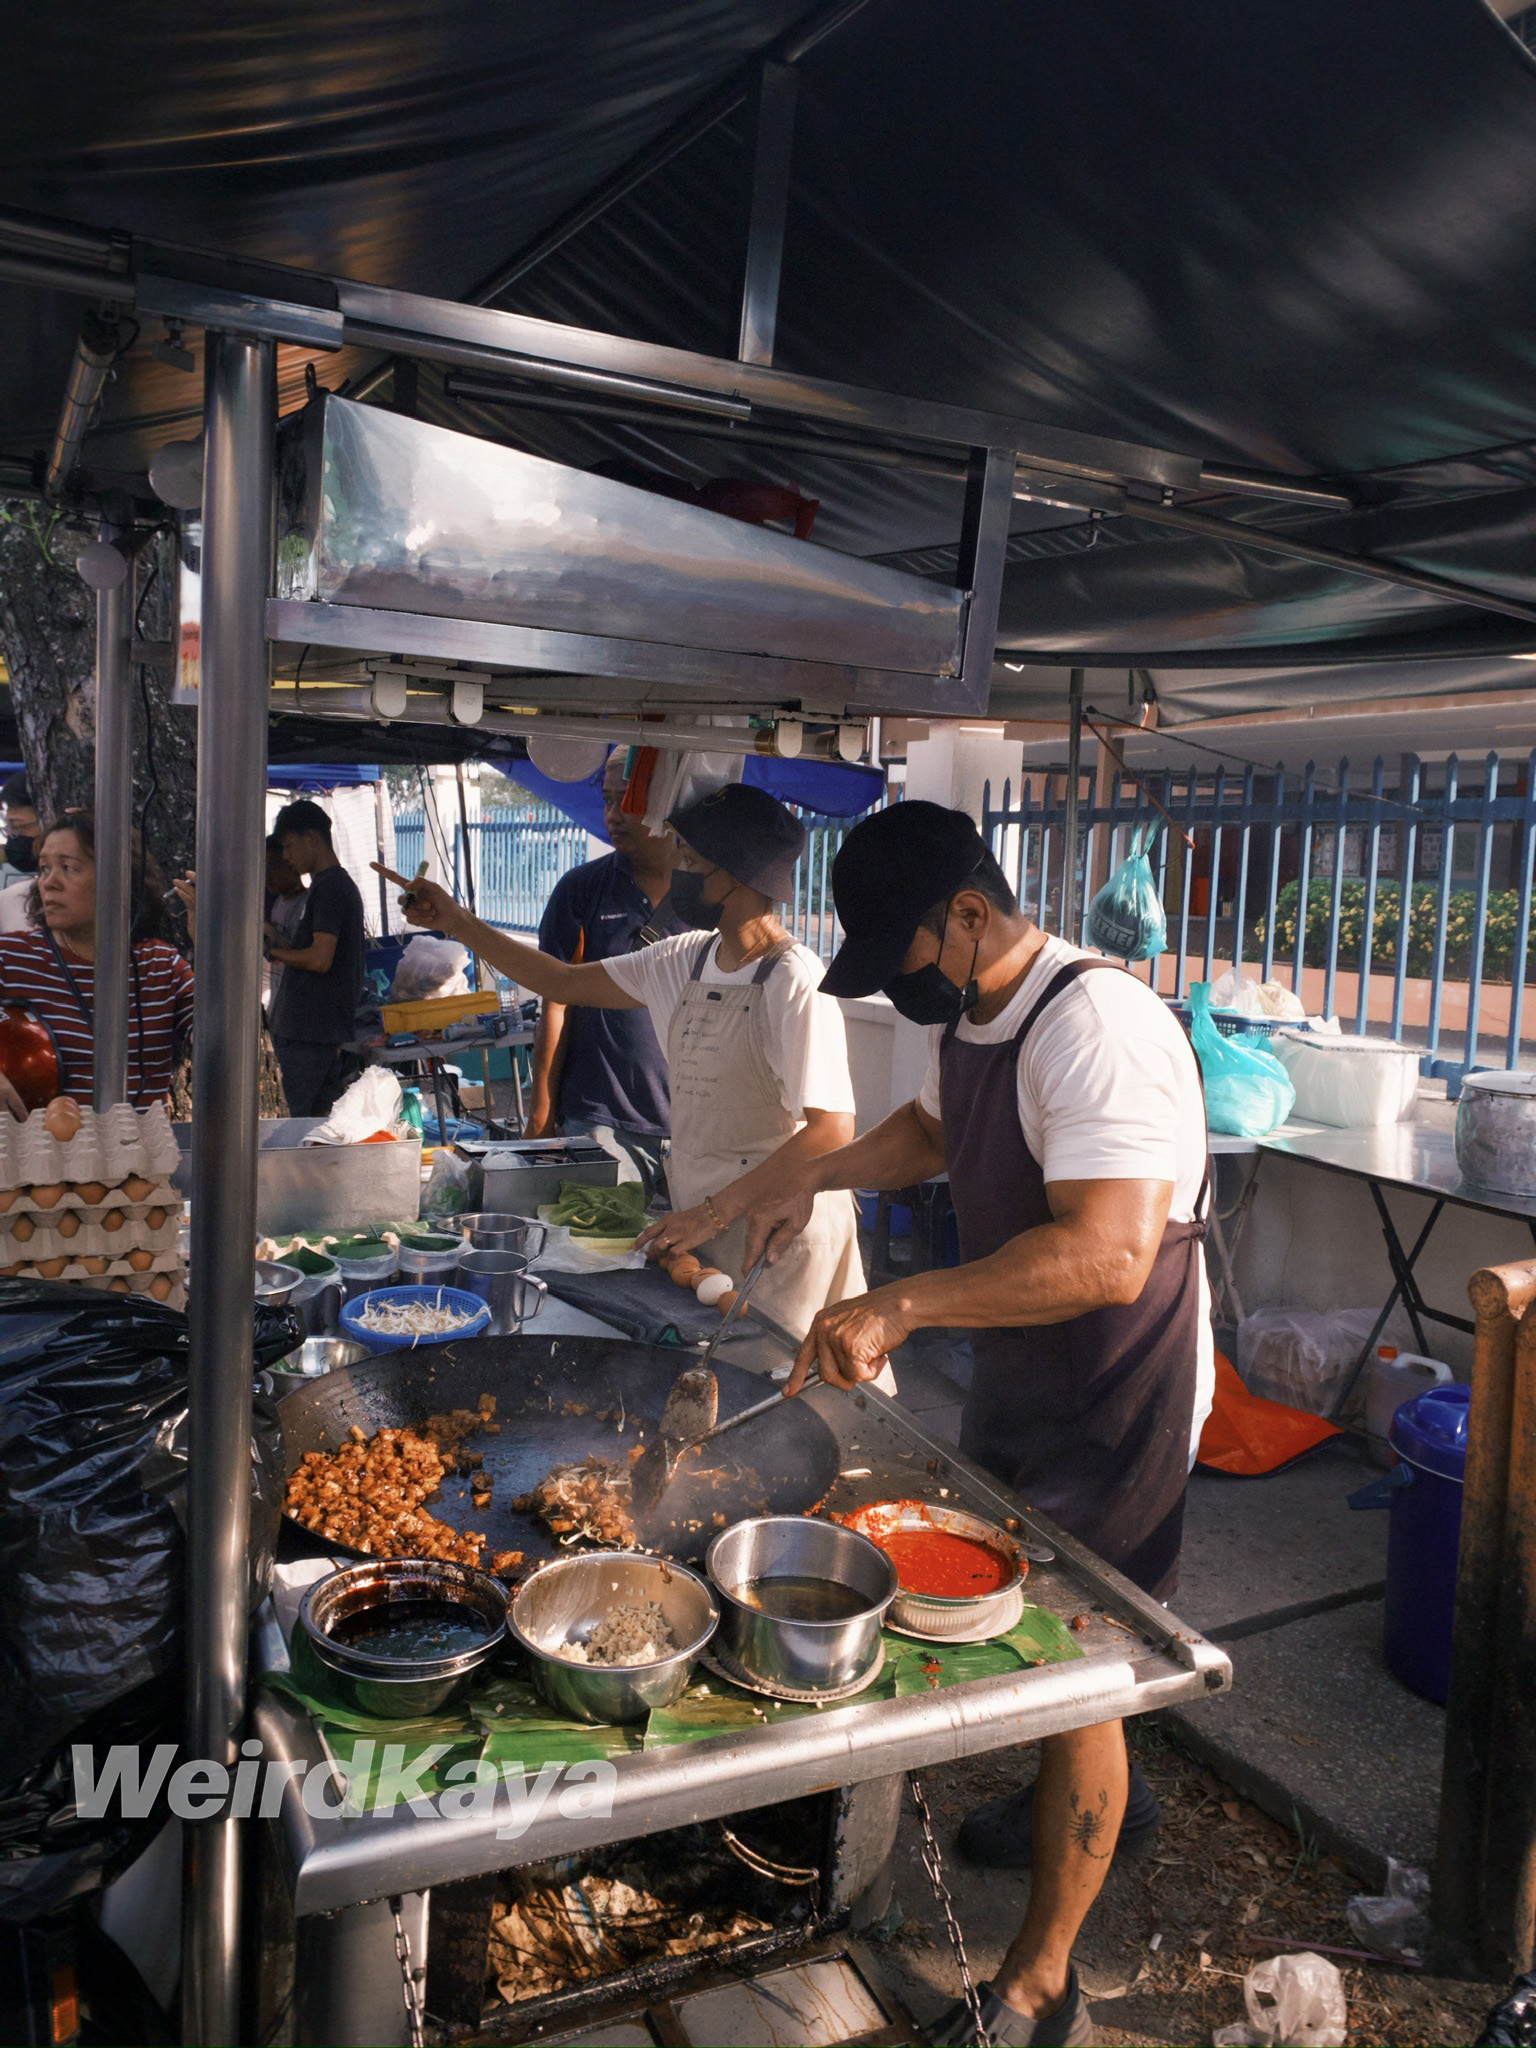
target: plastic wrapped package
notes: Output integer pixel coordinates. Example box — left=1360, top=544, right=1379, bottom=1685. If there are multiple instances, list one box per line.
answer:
left=1271, top=1028, right=1421, bottom=1128
left=0, top=1282, right=295, bottom=1919
left=1189, top=983, right=1296, bottom=1138
left=1087, top=824, right=1167, bottom=961
left=303, top=1064, right=405, bottom=1145
left=1212, top=1952, right=1347, bottom=2046
left=1237, top=1306, right=1411, bottom=1418
left=387, top=935, right=471, bottom=1002
left=421, top=1146, right=471, bottom=1217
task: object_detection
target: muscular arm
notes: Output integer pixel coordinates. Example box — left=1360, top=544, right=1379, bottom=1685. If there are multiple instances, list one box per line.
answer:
left=525, top=998, right=571, bottom=1138
left=788, top=1176, right=1176, bottom=1393
left=371, top=868, right=643, bottom=1010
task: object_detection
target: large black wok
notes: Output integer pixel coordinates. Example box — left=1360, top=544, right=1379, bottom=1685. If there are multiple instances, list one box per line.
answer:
left=276, top=1334, right=841, bottom=1566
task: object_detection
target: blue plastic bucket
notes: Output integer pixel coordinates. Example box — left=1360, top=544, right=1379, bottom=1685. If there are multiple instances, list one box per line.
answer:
left=1379, top=1384, right=1469, bottom=1704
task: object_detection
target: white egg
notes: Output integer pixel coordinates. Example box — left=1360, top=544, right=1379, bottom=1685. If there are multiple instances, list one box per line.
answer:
left=694, top=1269, right=733, bottom=1306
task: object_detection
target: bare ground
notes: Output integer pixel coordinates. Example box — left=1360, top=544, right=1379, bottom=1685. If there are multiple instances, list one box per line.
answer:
left=871, top=1716, right=1497, bottom=2047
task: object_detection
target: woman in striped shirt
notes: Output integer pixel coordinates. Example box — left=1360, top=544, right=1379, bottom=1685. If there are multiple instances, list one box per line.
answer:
left=0, top=811, right=195, bottom=1116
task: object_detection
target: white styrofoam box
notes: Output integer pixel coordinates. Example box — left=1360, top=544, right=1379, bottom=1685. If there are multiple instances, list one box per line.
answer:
left=1271, top=1029, right=1421, bottom=1128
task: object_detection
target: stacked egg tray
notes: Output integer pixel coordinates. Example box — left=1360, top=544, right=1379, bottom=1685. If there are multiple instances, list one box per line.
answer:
left=0, top=1101, right=186, bottom=1308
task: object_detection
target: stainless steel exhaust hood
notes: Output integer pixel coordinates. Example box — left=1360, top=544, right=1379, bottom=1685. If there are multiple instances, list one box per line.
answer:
left=267, top=395, right=975, bottom=718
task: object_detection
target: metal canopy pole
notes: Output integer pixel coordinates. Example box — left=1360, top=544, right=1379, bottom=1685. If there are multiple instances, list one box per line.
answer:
left=738, top=61, right=798, bottom=368
left=182, top=330, right=275, bottom=2048
left=1061, top=666, right=1084, bottom=941
left=92, top=516, right=134, bottom=1107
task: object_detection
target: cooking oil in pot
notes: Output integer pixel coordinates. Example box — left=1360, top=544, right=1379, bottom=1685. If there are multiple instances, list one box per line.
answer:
left=737, top=1574, right=872, bottom=1623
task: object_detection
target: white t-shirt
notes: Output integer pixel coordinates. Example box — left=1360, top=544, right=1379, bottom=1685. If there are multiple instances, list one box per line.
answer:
left=603, top=933, right=856, bottom=1120
left=917, top=934, right=1214, bottom=1460
left=0, top=878, right=33, bottom=936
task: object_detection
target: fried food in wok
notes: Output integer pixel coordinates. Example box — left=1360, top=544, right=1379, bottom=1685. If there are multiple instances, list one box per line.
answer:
left=285, top=1425, right=486, bottom=1565
left=514, top=1453, right=640, bottom=1549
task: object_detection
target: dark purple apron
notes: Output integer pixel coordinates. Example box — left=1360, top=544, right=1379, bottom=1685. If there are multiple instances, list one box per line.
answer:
left=939, top=958, right=1207, bottom=1600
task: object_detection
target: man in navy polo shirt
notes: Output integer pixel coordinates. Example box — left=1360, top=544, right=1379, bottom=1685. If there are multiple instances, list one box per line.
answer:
left=526, top=751, right=681, bottom=1198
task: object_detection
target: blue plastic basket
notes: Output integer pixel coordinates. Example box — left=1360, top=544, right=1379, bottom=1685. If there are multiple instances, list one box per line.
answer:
left=339, top=1284, right=491, bottom=1351
left=1166, top=999, right=1289, bottom=1041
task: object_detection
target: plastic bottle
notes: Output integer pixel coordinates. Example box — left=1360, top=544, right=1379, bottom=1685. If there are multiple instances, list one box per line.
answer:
left=1365, top=1345, right=1457, bottom=1466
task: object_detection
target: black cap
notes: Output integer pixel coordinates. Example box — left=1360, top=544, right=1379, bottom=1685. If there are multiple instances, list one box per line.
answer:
left=667, top=782, right=806, bottom=902
left=820, top=801, right=988, bottom=997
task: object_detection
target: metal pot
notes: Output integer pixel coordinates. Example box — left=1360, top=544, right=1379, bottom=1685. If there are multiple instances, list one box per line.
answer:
left=298, top=1559, right=508, bottom=1718
left=508, top=1551, right=717, bottom=1724
left=1456, top=1071, right=1536, bottom=1196
left=707, top=1516, right=897, bottom=1693
left=286, top=1256, right=344, bottom=1336
left=839, top=1501, right=1027, bottom=1640
left=272, top=1336, right=371, bottom=1385
left=458, top=1250, right=546, bottom=1335
left=459, top=1212, right=548, bottom=1258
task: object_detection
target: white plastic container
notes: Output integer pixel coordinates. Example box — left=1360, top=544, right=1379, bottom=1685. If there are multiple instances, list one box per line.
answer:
left=1364, top=1347, right=1457, bottom=1467
left=1271, top=1030, right=1421, bottom=1128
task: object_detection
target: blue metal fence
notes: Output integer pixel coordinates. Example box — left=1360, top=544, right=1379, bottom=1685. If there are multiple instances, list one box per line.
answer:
left=395, top=804, right=875, bottom=967
left=982, top=751, right=1536, bottom=1087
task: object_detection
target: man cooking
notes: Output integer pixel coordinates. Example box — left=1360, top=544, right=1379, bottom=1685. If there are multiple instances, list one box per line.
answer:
left=743, top=800, right=1213, bottom=2048
left=376, top=780, right=864, bottom=1340
left=525, top=750, right=683, bottom=1201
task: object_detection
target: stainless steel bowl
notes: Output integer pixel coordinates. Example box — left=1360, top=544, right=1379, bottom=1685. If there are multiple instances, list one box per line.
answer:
left=254, top=1259, right=303, bottom=1306
left=840, top=1501, right=1027, bottom=1639
left=298, top=1559, right=508, bottom=1718
left=706, top=1516, right=897, bottom=1693
left=275, top=1335, right=371, bottom=1380
left=508, top=1551, right=717, bottom=1724
left=459, top=1212, right=548, bottom=1258
left=285, top=1257, right=343, bottom=1336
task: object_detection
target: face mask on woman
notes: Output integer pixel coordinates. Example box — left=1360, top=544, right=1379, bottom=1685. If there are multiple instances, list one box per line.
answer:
left=668, top=868, right=729, bottom=931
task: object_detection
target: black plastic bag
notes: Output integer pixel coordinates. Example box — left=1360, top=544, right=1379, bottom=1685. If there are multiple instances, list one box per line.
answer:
left=0, top=1281, right=297, bottom=1917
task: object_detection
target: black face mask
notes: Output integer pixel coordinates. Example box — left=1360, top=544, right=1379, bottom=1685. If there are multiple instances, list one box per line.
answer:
left=884, top=903, right=979, bottom=1025
left=4, top=836, right=35, bottom=874
left=667, top=868, right=725, bottom=931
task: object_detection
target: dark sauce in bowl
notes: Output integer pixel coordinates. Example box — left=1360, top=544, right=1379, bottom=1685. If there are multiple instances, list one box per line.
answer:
left=737, top=1574, right=872, bottom=1623
left=330, top=1599, right=491, bottom=1660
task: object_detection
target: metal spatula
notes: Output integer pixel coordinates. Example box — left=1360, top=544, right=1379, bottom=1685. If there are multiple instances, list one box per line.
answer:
left=632, top=1255, right=774, bottom=1510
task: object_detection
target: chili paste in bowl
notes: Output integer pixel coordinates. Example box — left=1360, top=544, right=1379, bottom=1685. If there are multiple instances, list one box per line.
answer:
left=838, top=1500, right=1027, bottom=1640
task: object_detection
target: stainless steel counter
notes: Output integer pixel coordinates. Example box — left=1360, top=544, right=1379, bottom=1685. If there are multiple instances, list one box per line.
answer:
left=256, top=1300, right=1232, bottom=1917
left=1261, top=1119, right=1536, bottom=1221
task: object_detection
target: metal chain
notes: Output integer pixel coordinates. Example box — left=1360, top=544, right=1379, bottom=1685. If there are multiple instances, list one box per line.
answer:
left=390, top=1895, right=427, bottom=2048
left=909, top=1773, right=988, bottom=2046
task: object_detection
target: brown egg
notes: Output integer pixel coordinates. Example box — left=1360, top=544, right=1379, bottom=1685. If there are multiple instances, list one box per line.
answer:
left=145, top=1207, right=166, bottom=1230
left=74, top=1182, right=107, bottom=1206
left=36, top=1257, right=67, bottom=1278
left=0, top=1190, right=17, bottom=1213
left=56, top=1211, right=80, bottom=1238
left=149, top=1275, right=173, bottom=1300
left=716, top=1288, right=740, bottom=1316
left=43, top=1096, right=81, bottom=1142
left=102, top=1209, right=125, bottom=1232
left=0, top=1261, right=22, bottom=1277
left=30, top=1183, right=64, bottom=1209
left=127, top=1248, right=154, bottom=1271
left=670, top=1255, right=702, bottom=1288
left=11, top=1216, right=33, bottom=1243
left=123, top=1176, right=155, bottom=1202
left=108, top=1278, right=131, bottom=1293
left=81, top=1256, right=108, bottom=1275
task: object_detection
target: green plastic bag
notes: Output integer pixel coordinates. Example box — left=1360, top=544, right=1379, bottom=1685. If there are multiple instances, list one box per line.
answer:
left=1087, top=824, right=1167, bottom=961
left=1188, top=982, right=1296, bottom=1138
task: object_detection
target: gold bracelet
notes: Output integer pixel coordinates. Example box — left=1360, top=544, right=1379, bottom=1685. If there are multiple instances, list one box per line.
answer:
left=703, top=1194, right=726, bottom=1235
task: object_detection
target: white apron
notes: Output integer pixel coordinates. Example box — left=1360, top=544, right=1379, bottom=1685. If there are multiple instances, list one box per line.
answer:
left=664, top=935, right=865, bottom=1343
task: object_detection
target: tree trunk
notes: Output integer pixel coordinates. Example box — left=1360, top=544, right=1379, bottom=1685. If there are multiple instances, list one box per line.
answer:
left=0, top=506, right=198, bottom=885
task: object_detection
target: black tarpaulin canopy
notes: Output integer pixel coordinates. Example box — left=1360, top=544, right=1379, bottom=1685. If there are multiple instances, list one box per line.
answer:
left=5, top=0, right=1536, bottom=681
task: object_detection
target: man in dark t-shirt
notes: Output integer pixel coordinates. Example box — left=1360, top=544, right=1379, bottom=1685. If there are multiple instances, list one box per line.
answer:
left=267, top=799, right=366, bottom=1116
left=527, top=752, right=681, bottom=1198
